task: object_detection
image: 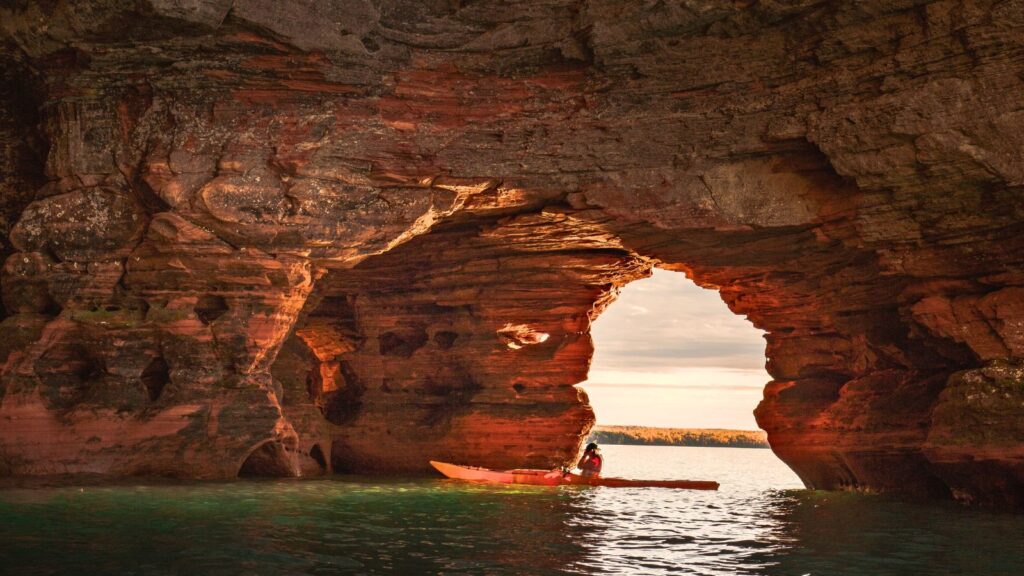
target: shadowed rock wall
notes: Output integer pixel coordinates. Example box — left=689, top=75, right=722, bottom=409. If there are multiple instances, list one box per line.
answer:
left=0, top=0, right=1022, bottom=507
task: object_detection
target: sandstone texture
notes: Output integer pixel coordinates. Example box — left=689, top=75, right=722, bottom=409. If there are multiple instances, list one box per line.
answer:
left=1, top=0, right=1022, bottom=507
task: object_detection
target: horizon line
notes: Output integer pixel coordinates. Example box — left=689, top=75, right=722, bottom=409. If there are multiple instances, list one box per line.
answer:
left=580, top=382, right=767, bottom=391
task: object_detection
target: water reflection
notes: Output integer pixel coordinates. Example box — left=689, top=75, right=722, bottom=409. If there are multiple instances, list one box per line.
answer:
left=759, top=491, right=1024, bottom=576
left=1, top=447, right=1022, bottom=576
left=565, top=486, right=795, bottom=575
left=0, top=479, right=598, bottom=576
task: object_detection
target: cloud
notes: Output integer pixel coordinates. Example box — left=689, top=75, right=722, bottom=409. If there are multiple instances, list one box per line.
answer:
left=627, top=304, right=650, bottom=316
left=582, top=270, right=771, bottom=428
left=588, top=268, right=768, bottom=372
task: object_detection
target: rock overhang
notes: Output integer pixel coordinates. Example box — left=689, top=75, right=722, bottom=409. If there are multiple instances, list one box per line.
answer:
left=0, top=0, right=1022, bottom=508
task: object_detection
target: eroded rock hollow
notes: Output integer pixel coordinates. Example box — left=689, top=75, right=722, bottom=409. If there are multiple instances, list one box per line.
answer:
left=1, top=0, right=1022, bottom=507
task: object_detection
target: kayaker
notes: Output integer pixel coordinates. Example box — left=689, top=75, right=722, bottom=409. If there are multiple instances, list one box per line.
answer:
left=577, top=442, right=603, bottom=478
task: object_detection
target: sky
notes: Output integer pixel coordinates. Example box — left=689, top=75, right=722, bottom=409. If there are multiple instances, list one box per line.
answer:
left=580, top=268, right=770, bottom=430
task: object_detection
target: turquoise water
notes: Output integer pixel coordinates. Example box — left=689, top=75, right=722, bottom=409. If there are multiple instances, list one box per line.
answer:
left=1, top=445, right=1022, bottom=575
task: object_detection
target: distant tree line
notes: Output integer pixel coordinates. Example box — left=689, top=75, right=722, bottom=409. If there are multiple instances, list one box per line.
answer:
left=588, top=425, right=769, bottom=449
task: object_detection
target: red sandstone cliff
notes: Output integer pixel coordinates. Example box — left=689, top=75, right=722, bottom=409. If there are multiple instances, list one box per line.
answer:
left=0, top=0, right=1022, bottom=508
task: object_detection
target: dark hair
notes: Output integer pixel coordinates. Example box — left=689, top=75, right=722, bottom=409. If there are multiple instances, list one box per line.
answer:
left=586, top=442, right=598, bottom=452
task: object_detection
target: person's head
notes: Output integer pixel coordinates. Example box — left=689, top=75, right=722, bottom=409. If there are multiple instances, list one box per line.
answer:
left=585, top=442, right=599, bottom=453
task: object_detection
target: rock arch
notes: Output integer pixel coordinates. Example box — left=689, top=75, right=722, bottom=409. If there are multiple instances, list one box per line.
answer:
left=238, top=440, right=299, bottom=478
left=0, top=1, right=1021, bottom=507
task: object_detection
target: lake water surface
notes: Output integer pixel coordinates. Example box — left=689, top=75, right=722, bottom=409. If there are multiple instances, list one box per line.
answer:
left=2, top=445, right=1022, bottom=575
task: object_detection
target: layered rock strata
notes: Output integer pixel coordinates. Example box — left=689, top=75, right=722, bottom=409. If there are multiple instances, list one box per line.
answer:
left=0, top=1, right=1022, bottom=507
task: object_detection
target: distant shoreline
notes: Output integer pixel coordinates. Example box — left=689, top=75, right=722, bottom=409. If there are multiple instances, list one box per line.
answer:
left=589, top=425, right=770, bottom=449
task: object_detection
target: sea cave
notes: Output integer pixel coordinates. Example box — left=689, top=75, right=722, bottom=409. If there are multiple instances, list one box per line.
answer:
left=1, top=0, right=1022, bottom=511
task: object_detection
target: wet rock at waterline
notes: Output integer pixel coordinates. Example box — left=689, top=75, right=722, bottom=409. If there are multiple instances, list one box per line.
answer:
left=1, top=0, right=1023, bottom=508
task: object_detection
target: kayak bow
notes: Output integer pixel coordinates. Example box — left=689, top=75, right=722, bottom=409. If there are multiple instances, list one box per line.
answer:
left=429, top=461, right=719, bottom=490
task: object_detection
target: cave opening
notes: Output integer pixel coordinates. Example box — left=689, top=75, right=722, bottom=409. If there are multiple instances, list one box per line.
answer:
left=379, top=327, right=429, bottom=357
left=320, top=361, right=366, bottom=425
left=582, top=268, right=779, bottom=449
left=237, top=441, right=298, bottom=478
left=309, top=444, right=327, bottom=470
left=260, top=199, right=994, bottom=498
left=39, top=296, right=63, bottom=317
left=194, top=294, right=229, bottom=325
left=140, top=356, right=170, bottom=402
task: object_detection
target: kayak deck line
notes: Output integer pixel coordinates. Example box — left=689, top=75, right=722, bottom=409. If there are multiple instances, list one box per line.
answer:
left=429, top=461, right=719, bottom=490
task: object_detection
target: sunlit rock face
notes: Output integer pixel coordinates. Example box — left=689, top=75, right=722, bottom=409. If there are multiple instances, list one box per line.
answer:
left=1, top=1, right=1022, bottom=507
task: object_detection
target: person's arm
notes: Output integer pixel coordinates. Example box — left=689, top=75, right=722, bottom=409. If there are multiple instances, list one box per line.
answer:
left=576, top=452, right=589, bottom=469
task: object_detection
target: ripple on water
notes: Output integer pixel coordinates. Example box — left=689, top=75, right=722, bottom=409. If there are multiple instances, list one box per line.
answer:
left=1, top=446, right=1023, bottom=575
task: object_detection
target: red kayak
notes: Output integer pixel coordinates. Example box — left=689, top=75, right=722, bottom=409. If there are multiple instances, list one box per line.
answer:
left=429, top=461, right=719, bottom=490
